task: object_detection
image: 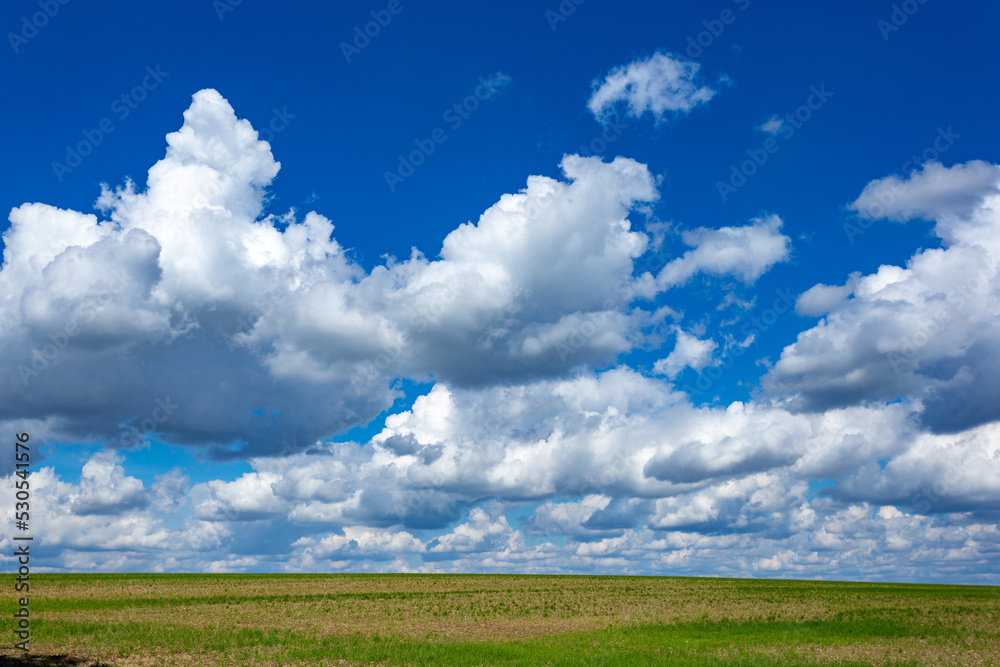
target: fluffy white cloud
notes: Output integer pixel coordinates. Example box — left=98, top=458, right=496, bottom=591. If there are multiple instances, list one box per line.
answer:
left=1, top=90, right=391, bottom=459
left=192, top=471, right=285, bottom=521
left=827, top=422, right=1000, bottom=515
left=765, top=161, right=1000, bottom=433
left=0, top=458, right=227, bottom=565
left=238, top=368, right=943, bottom=522
left=429, top=504, right=522, bottom=554
left=795, top=281, right=855, bottom=317
left=296, top=526, right=426, bottom=562
left=525, top=495, right=613, bottom=539
left=849, top=160, right=1000, bottom=230
left=657, top=215, right=791, bottom=288
left=654, top=329, right=718, bottom=379
left=71, top=451, right=149, bottom=516
left=649, top=471, right=808, bottom=533
left=587, top=52, right=718, bottom=123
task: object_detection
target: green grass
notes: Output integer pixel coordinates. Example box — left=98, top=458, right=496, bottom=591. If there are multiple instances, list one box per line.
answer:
left=1, top=574, right=997, bottom=666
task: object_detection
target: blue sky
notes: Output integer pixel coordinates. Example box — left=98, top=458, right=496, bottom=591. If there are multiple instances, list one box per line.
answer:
left=2, top=0, right=999, bottom=581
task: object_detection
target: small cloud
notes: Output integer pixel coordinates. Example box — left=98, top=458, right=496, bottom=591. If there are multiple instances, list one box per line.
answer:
left=656, top=215, right=791, bottom=289
left=653, top=329, right=718, bottom=379
left=717, top=292, right=756, bottom=311
left=759, top=115, right=785, bottom=135
left=476, top=71, right=513, bottom=99
left=588, top=52, right=718, bottom=124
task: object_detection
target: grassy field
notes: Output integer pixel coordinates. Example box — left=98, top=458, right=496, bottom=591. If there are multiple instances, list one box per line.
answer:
left=1, top=574, right=998, bottom=666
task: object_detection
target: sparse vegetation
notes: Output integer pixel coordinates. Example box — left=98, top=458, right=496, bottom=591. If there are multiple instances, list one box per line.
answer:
left=1, top=573, right=997, bottom=665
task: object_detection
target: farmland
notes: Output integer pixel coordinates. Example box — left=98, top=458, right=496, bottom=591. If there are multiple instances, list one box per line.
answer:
left=1, top=573, right=998, bottom=666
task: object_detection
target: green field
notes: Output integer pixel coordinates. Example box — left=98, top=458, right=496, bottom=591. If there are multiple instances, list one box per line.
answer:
left=1, top=574, right=998, bottom=666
